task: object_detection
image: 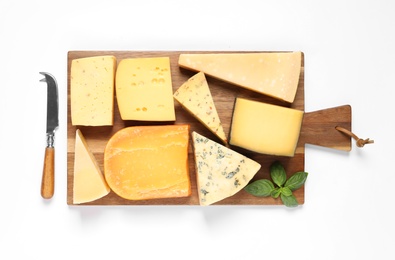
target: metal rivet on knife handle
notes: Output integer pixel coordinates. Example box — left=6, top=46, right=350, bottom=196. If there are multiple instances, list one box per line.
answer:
left=39, top=72, right=59, bottom=199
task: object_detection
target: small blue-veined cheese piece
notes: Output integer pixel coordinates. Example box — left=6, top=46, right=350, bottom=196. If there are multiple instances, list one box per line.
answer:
left=192, top=131, right=261, bottom=206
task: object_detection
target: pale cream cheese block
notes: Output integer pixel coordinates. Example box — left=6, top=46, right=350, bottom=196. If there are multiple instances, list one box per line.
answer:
left=174, top=72, right=227, bottom=144
left=229, top=98, right=304, bottom=157
left=70, top=55, right=116, bottom=126
left=116, top=57, right=176, bottom=121
left=192, top=131, right=261, bottom=206
left=73, top=129, right=110, bottom=204
left=178, top=52, right=302, bottom=103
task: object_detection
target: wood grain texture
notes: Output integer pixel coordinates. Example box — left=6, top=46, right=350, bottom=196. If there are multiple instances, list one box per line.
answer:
left=41, top=147, right=54, bottom=199
left=301, top=105, right=352, bottom=151
left=66, top=51, right=350, bottom=206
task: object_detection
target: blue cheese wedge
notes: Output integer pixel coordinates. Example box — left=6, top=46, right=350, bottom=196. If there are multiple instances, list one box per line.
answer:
left=174, top=72, right=227, bottom=144
left=192, top=131, right=261, bottom=205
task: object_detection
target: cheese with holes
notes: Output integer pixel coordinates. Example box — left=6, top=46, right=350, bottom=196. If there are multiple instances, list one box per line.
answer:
left=71, top=55, right=116, bottom=126
left=174, top=72, right=227, bottom=144
left=229, top=98, right=304, bottom=157
left=192, top=131, right=261, bottom=206
left=178, top=52, right=302, bottom=103
left=116, top=57, right=176, bottom=121
left=73, top=129, right=110, bottom=204
left=104, top=125, right=190, bottom=200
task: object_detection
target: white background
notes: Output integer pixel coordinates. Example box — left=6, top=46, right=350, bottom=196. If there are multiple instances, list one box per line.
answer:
left=1, top=0, right=394, bottom=259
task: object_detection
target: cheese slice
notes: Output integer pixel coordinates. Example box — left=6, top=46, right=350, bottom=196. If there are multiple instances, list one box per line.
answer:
left=73, top=129, right=110, bottom=204
left=116, top=57, right=176, bottom=121
left=104, top=125, right=190, bottom=200
left=174, top=72, right=227, bottom=144
left=178, top=52, right=302, bottom=103
left=192, top=131, right=261, bottom=206
left=229, top=98, right=304, bottom=157
left=70, top=55, right=116, bottom=126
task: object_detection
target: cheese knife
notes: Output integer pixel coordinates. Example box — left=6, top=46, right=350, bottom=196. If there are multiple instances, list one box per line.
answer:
left=40, top=72, right=59, bottom=199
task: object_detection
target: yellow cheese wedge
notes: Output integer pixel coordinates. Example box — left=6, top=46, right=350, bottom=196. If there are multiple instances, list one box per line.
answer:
left=104, top=125, right=190, bottom=200
left=115, top=57, right=176, bottom=121
left=229, top=98, right=304, bottom=157
left=73, top=129, right=110, bottom=204
left=70, top=55, right=116, bottom=126
left=178, top=52, right=302, bottom=103
left=174, top=72, right=227, bottom=144
left=192, top=132, right=261, bottom=206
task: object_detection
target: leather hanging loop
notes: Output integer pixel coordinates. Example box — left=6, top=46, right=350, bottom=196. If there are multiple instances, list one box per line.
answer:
left=335, top=126, right=374, bottom=148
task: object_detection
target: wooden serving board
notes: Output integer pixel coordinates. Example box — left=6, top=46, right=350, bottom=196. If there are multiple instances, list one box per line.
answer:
left=67, top=51, right=351, bottom=206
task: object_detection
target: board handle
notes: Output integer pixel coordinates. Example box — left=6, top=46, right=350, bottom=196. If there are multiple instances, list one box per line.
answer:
left=300, top=105, right=352, bottom=151
left=41, top=147, right=54, bottom=199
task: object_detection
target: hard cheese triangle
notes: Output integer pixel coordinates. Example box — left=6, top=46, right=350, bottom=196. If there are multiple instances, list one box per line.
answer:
left=192, top=131, right=261, bottom=205
left=174, top=72, right=227, bottom=144
left=73, top=129, right=110, bottom=204
left=178, top=52, right=302, bottom=103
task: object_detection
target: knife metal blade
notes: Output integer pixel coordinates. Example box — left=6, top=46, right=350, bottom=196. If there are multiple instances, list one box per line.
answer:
left=40, top=72, right=59, bottom=199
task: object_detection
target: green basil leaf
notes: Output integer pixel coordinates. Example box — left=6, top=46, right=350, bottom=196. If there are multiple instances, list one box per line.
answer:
left=280, top=187, right=293, bottom=197
left=270, top=161, right=287, bottom=187
left=271, top=187, right=281, bottom=199
left=284, top=171, right=308, bottom=191
left=280, top=193, right=299, bottom=207
left=244, top=179, right=274, bottom=197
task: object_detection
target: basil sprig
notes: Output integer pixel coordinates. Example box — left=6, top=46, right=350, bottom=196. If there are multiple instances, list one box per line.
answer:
left=244, top=161, right=308, bottom=207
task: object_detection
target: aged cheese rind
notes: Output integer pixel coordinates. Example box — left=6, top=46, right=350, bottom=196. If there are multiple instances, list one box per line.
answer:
left=174, top=72, right=227, bottom=144
left=73, top=129, right=110, bottom=204
left=104, top=125, right=190, bottom=200
left=192, top=131, right=261, bottom=206
left=229, top=98, right=304, bottom=157
left=178, top=52, right=302, bottom=103
left=116, top=57, right=176, bottom=121
left=71, top=55, right=116, bottom=126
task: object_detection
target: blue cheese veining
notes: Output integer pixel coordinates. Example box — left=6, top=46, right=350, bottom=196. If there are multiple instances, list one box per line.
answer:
left=192, top=131, right=261, bottom=206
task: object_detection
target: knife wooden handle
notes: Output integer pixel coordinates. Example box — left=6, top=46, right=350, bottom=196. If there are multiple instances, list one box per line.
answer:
left=41, top=147, right=54, bottom=199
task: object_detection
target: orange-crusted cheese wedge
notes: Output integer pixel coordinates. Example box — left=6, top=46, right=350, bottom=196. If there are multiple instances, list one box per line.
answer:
left=73, top=129, right=110, bottom=204
left=104, top=125, right=191, bottom=200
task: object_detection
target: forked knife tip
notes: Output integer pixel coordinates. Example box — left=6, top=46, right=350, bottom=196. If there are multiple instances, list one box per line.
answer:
left=39, top=72, right=47, bottom=82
